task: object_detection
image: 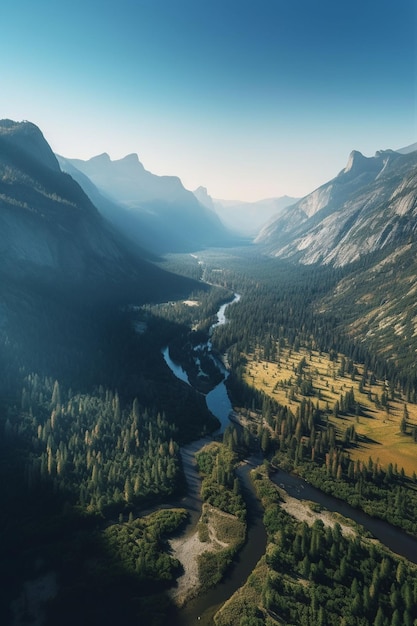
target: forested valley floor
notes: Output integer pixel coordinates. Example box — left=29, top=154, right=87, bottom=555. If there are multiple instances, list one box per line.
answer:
left=2, top=247, right=417, bottom=626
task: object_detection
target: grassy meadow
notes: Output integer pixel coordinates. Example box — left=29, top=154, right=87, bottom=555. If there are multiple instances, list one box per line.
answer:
left=242, top=346, right=417, bottom=477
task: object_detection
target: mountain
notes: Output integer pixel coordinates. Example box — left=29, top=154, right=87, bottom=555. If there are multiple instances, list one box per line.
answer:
left=0, top=120, right=128, bottom=280
left=193, top=186, right=217, bottom=212
left=0, top=119, right=197, bottom=293
left=256, top=148, right=417, bottom=266
left=194, top=187, right=298, bottom=236
left=397, top=142, right=417, bottom=155
left=0, top=121, right=201, bottom=303
left=55, top=155, right=157, bottom=260
left=0, top=119, right=203, bottom=383
left=59, top=153, right=234, bottom=254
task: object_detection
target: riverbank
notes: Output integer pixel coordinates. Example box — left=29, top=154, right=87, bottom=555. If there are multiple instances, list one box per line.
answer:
left=168, top=510, right=212, bottom=607
left=215, top=465, right=417, bottom=626
left=169, top=503, right=244, bottom=607
left=277, top=486, right=356, bottom=538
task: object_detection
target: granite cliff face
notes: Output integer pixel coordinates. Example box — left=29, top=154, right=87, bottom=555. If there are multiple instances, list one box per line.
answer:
left=0, top=120, right=126, bottom=278
left=256, top=149, right=417, bottom=266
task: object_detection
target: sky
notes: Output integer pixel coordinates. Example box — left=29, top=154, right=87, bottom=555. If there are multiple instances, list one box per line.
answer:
left=1, top=0, right=416, bottom=201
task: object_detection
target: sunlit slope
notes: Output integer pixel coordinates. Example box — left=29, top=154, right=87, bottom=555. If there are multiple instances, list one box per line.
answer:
left=243, top=345, right=417, bottom=476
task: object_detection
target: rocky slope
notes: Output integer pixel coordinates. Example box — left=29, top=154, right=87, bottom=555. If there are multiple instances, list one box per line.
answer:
left=0, top=120, right=135, bottom=279
left=256, top=148, right=417, bottom=266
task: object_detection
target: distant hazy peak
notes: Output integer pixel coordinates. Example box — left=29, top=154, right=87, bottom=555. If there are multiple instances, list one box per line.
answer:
left=89, top=152, right=111, bottom=162
left=120, top=153, right=140, bottom=163
left=194, top=185, right=209, bottom=195
left=0, top=118, right=60, bottom=172
left=193, top=186, right=215, bottom=209
left=75, top=152, right=146, bottom=173
left=397, top=142, right=417, bottom=155
left=65, top=150, right=196, bottom=208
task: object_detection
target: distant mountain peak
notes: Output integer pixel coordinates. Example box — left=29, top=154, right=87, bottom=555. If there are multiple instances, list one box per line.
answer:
left=193, top=186, right=212, bottom=203
left=339, top=149, right=396, bottom=181
left=62, top=151, right=231, bottom=253
left=91, top=152, right=111, bottom=161
left=121, top=153, right=140, bottom=163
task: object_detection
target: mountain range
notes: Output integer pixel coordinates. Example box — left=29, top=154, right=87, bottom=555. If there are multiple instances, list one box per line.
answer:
left=253, top=143, right=417, bottom=363
left=0, top=120, right=138, bottom=281
left=193, top=187, right=298, bottom=236
left=2, top=118, right=417, bottom=626
left=0, top=118, right=224, bottom=397
left=58, top=153, right=235, bottom=254
left=256, top=147, right=417, bottom=266
left=2, top=118, right=416, bottom=282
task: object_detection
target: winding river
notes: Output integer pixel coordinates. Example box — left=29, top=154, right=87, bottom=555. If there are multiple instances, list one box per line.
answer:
left=163, top=293, right=241, bottom=432
left=163, top=293, right=417, bottom=624
left=164, top=294, right=267, bottom=625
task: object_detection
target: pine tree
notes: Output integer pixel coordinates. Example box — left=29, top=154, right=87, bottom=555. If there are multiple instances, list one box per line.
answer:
left=51, top=380, right=61, bottom=408
left=124, top=477, right=133, bottom=503
left=400, top=405, right=408, bottom=434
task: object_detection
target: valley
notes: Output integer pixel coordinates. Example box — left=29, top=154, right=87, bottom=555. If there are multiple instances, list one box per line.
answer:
left=1, top=120, right=417, bottom=625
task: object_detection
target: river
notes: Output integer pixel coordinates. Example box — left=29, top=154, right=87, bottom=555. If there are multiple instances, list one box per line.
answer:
left=162, top=293, right=241, bottom=432
left=177, top=460, right=267, bottom=625
left=163, top=294, right=267, bottom=625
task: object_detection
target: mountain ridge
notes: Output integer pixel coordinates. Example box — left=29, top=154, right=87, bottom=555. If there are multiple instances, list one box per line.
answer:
left=60, top=153, right=234, bottom=253
left=256, top=148, right=417, bottom=266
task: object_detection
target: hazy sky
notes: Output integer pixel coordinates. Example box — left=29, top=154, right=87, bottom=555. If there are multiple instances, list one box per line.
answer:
left=2, top=0, right=416, bottom=200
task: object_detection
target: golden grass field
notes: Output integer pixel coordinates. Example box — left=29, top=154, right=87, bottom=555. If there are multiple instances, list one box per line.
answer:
left=243, top=347, right=417, bottom=477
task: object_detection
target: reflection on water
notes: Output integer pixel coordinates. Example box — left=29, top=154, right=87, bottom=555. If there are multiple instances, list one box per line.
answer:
left=206, top=378, right=232, bottom=432
left=161, top=346, right=190, bottom=385
left=162, top=294, right=240, bottom=433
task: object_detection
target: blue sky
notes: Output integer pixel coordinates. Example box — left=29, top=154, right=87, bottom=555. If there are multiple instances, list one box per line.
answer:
left=1, top=0, right=416, bottom=200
